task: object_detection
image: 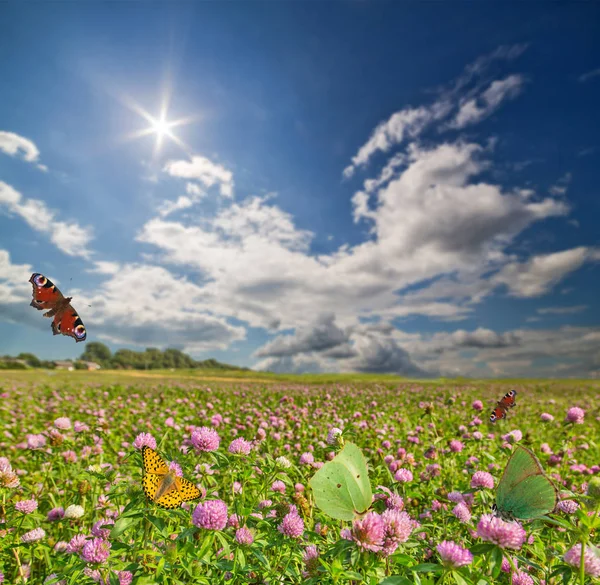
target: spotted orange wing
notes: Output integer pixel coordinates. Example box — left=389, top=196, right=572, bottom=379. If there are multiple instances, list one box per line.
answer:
left=142, top=446, right=169, bottom=475
left=52, top=308, right=87, bottom=343
left=141, top=446, right=202, bottom=509
left=29, top=273, right=64, bottom=311
left=176, top=477, right=202, bottom=502
left=154, top=487, right=184, bottom=510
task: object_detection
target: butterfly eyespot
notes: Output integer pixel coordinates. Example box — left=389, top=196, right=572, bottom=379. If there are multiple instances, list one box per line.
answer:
left=74, top=325, right=86, bottom=338
left=34, top=274, right=47, bottom=286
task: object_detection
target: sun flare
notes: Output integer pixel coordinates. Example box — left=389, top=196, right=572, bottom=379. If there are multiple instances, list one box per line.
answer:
left=120, top=93, right=196, bottom=157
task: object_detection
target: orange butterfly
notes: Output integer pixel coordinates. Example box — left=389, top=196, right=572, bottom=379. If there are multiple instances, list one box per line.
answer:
left=490, top=390, right=517, bottom=423
left=141, top=446, right=202, bottom=509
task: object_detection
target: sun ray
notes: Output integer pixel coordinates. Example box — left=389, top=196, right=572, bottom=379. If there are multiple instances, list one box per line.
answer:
left=117, top=89, right=196, bottom=158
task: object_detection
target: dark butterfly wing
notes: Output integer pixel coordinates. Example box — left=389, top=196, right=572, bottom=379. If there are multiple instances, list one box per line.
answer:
left=29, top=273, right=64, bottom=311
left=490, top=405, right=507, bottom=423
left=53, top=306, right=87, bottom=342
left=498, top=390, right=517, bottom=409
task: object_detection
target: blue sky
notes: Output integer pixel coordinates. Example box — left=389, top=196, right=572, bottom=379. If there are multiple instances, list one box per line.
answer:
left=1, top=2, right=599, bottom=377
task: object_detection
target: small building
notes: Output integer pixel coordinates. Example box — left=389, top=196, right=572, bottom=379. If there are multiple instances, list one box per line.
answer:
left=54, top=361, right=74, bottom=371
left=84, top=361, right=101, bottom=371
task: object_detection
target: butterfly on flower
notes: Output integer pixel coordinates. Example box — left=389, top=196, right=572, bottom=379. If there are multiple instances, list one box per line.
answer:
left=490, top=389, right=517, bottom=423
left=141, top=446, right=202, bottom=509
left=29, top=273, right=87, bottom=342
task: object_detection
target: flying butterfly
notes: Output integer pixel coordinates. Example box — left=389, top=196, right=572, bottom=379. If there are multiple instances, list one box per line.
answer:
left=490, top=389, right=517, bottom=423
left=29, top=273, right=87, bottom=342
left=493, top=445, right=557, bottom=521
left=141, top=446, right=202, bottom=509
left=309, top=442, right=372, bottom=521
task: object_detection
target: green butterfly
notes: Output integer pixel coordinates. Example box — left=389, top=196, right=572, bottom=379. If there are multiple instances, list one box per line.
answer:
left=493, top=445, right=557, bottom=521
left=309, top=442, right=372, bottom=521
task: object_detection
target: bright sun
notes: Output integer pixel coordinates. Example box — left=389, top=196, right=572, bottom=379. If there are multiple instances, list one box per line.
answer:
left=150, top=115, right=175, bottom=145
left=121, top=95, right=195, bottom=157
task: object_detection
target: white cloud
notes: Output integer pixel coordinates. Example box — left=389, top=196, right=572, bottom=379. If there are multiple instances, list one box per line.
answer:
left=87, top=261, right=121, bottom=275
left=164, top=155, right=234, bottom=197
left=345, top=106, right=442, bottom=177
left=493, top=247, right=599, bottom=298
left=0, top=249, right=32, bottom=304
left=0, top=250, right=48, bottom=332
left=0, top=181, right=93, bottom=258
left=0, top=131, right=47, bottom=171
left=449, top=75, right=525, bottom=129
left=344, top=44, right=528, bottom=177
left=0, top=131, right=39, bottom=162
left=80, top=264, right=246, bottom=352
left=138, top=140, right=575, bottom=337
left=157, top=182, right=207, bottom=218
left=158, top=196, right=194, bottom=217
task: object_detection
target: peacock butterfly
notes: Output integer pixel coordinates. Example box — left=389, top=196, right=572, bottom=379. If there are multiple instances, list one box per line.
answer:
left=29, top=273, right=87, bottom=342
left=489, top=389, right=517, bottom=423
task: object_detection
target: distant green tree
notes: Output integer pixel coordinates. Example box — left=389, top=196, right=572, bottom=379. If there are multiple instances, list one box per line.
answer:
left=79, top=342, right=112, bottom=366
left=74, top=361, right=88, bottom=370
left=17, top=353, right=41, bottom=367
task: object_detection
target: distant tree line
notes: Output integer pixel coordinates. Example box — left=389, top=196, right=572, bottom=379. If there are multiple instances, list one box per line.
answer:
left=0, top=342, right=244, bottom=371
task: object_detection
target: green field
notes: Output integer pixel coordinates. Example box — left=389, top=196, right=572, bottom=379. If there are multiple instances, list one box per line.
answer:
left=1, top=372, right=598, bottom=584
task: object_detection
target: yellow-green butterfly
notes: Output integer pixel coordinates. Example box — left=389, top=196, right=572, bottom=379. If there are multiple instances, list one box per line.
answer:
left=493, top=445, right=557, bottom=520
left=308, top=442, right=372, bottom=521
left=141, top=446, right=202, bottom=509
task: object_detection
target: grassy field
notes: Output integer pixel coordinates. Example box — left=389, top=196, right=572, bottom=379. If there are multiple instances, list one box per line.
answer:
left=0, top=372, right=598, bottom=584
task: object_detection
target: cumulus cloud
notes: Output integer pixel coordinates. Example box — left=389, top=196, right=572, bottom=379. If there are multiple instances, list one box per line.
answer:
left=493, top=247, right=599, bottom=297
left=0, top=131, right=47, bottom=171
left=255, top=313, right=349, bottom=357
left=164, top=155, right=234, bottom=197
left=0, top=181, right=93, bottom=258
left=138, top=139, right=574, bottom=337
left=254, top=315, right=426, bottom=376
left=79, top=264, right=246, bottom=352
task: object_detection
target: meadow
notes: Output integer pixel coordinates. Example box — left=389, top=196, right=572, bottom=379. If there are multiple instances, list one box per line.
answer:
left=0, top=370, right=599, bottom=585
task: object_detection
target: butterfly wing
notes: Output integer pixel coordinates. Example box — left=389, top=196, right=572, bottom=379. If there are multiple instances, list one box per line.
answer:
left=309, top=442, right=372, bottom=521
left=490, top=405, right=507, bottom=423
left=496, top=445, right=557, bottom=520
left=29, top=273, right=64, bottom=311
left=176, top=477, right=202, bottom=502
left=154, top=488, right=184, bottom=510
left=52, top=306, right=87, bottom=342
left=142, top=446, right=169, bottom=475
left=499, top=390, right=517, bottom=409
left=142, top=472, right=163, bottom=502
